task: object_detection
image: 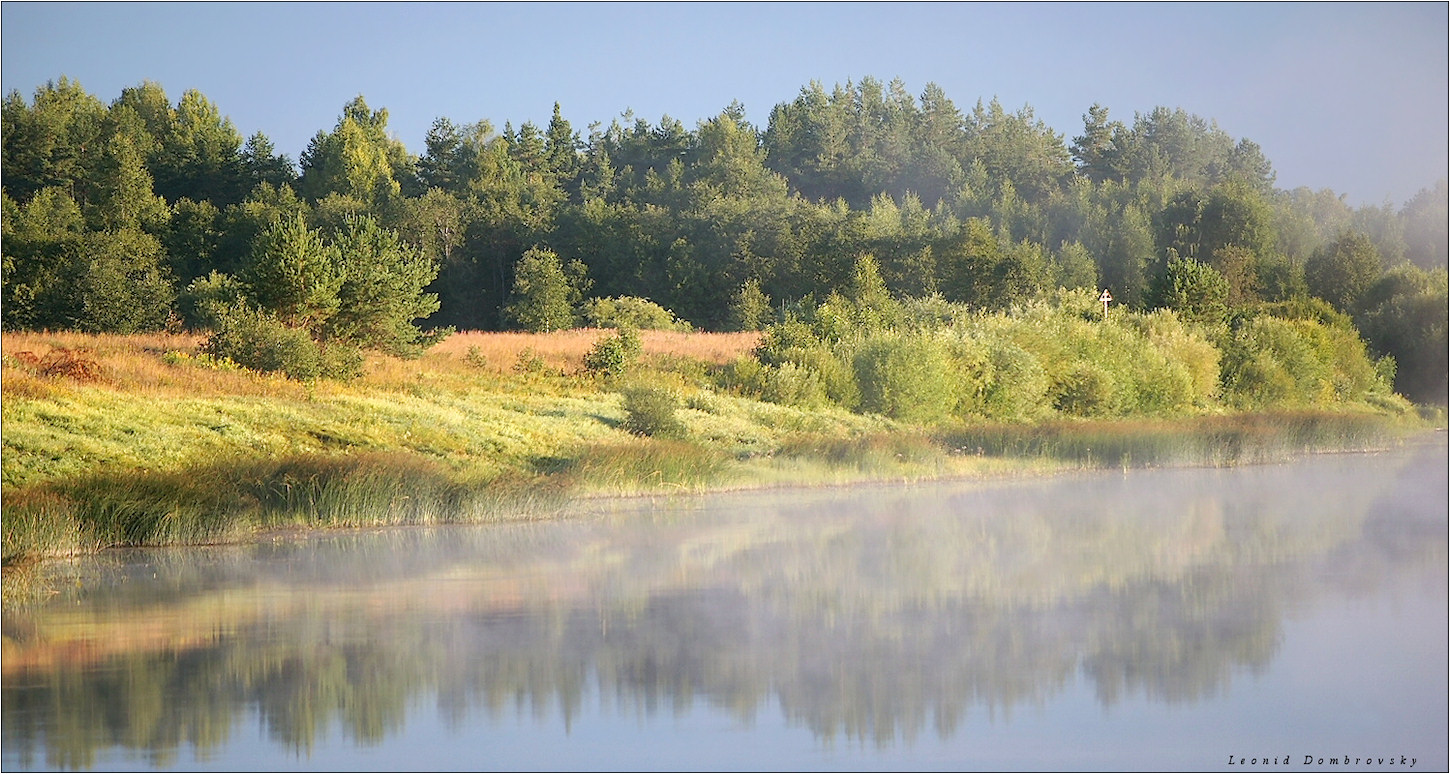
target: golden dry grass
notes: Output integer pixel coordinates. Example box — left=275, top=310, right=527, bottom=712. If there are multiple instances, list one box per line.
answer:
left=428, top=329, right=760, bottom=374
left=1, top=330, right=309, bottom=400
left=1, top=329, right=761, bottom=399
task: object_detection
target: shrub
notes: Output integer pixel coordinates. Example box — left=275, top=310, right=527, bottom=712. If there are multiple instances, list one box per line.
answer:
left=1221, top=316, right=1332, bottom=408
left=583, top=296, right=691, bottom=331
left=1151, top=256, right=1229, bottom=327
left=178, top=271, right=247, bottom=331
left=503, top=247, right=584, bottom=332
left=583, top=327, right=641, bottom=378
left=620, top=384, right=684, bottom=437
left=754, top=319, right=821, bottom=365
left=202, top=305, right=323, bottom=380
left=762, top=361, right=829, bottom=408
left=1053, top=362, right=1118, bottom=417
left=512, top=347, right=547, bottom=375
left=852, top=334, right=955, bottom=424
left=980, top=337, right=1051, bottom=421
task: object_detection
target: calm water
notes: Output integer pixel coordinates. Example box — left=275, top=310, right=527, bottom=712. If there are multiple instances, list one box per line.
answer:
left=3, top=439, right=1446, bottom=772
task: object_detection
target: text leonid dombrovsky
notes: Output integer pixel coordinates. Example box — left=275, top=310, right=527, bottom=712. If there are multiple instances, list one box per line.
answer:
left=1227, top=755, right=1419, bottom=767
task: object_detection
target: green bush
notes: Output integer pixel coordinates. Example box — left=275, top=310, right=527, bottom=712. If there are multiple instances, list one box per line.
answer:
left=202, top=305, right=323, bottom=380
left=763, top=361, right=829, bottom=408
left=620, top=384, right=684, bottom=437
left=583, top=327, right=642, bottom=378
left=728, top=279, right=774, bottom=332
left=718, top=356, right=828, bottom=408
left=1222, top=316, right=1333, bottom=408
left=583, top=296, right=691, bottom=331
left=1053, top=362, right=1118, bottom=417
left=979, top=337, right=1051, bottom=421
left=852, top=334, right=955, bottom=424
left=512, top=347, right=547, bottom=375
left=178, top=271, right=246, bottom=331
left=200, top=306, right=364, bottom=381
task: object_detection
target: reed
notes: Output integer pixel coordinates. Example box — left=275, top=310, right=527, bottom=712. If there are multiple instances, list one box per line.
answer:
left=539, top=438, right=732, bottom=495
left=935, top=411, right=1417, bottom=469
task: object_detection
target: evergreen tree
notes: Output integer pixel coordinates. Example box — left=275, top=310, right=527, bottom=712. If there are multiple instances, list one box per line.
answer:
left=324, top=215, right=444, bottom=356
left=243, top=213, right=342, bottom=329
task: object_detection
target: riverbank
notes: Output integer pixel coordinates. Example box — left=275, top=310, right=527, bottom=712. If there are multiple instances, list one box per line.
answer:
left=1, top=330, right=1436, bottom=568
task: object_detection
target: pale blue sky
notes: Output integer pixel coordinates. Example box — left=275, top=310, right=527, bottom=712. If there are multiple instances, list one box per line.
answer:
left=3, top=2, right=1445, bottom=206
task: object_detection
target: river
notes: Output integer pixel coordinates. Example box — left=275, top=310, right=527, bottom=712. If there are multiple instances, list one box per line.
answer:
left=2, top=438, right=1446, bottom=771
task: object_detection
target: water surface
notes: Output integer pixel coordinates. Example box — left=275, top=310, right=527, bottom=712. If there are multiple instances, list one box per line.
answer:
left=3, top=439, right=1446, bottom=771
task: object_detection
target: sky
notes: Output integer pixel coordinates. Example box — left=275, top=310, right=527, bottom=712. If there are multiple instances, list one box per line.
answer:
left=2, top=2, right=1446, bottom=207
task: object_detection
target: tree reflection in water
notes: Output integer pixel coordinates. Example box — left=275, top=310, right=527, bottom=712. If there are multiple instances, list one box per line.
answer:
left=3, top=441, right=1445, bottom=768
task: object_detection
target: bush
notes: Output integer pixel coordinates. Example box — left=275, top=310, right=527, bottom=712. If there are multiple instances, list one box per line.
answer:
left=1221, top=316, right=1332, bottom=408
left=762, top=361, right=829, bottom=408
left=178, top=271, right=246, bottom=331
left=201, top=305, right=364, bottom=380
left=1052, top=363, right=1118, bottom=416
left=512, top=347, right=547, bottom=375
left=852, top=334, right=955, bottom=424
left=620, top=384, right=684, bottom=437
left=583, top=296, right=691, bottom=331
left=583, top=327, right=642, bottom=378
left=980, top=337, right=1051, bottom=421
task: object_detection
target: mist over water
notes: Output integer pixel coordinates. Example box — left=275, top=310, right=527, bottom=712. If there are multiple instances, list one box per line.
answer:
left=3, top=440, right=1445, bottom=771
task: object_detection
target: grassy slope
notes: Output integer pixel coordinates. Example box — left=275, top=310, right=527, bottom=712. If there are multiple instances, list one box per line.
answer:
left=0, top=330, right=1428, bottom=564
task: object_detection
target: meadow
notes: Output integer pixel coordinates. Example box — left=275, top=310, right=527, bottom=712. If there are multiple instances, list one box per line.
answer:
left=0, top=326, right=1429, bottom=567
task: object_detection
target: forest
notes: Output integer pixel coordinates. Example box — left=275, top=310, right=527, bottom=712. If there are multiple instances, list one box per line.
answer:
left=2, top=75, right=1446, bottom=404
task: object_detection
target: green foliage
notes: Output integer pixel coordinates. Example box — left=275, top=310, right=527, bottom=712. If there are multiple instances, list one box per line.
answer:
left=297, top=96, right=412, bottom=206
left=1220, top=314, right=1386, bottom=409
left=62, top=229, right=176, bottom=333
left=582, top=295, right=690, bottom=331
left=583, top=326, right=641, bottom=378
left=243, top=214, right=341, bottom=329
left=728, top=278, right=774, bottom=331
left=1306, top=231, right=1383, bottom=312
left=324, top=215, right=445, bottom=357
left=177, top=270, right=245, bottom=330
left=619, top=384, right=684, bottom=437
left=1053, top=362, right=1118, bottom=417
left=1, top=77, right=1442, bottom=405
left=512, top=347, right=547, bottom=375
left=200, top=304, right=364, bottom=381
left=1354, top=264, right=1448, bottom=403
left=504, top=247, right=580, bottom=332
left=201, top=305, right=324, bottom=380
left=1150, top=255, right=1229, bottom=327
left=852, top=334, right=955, bottom=424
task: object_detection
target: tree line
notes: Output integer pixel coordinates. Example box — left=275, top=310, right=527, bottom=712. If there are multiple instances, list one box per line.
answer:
left=2, top=76, right=1445, bottom=400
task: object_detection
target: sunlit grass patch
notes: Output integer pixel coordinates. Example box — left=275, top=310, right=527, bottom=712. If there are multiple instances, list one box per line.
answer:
left=538, top=438, right=733, bottom=495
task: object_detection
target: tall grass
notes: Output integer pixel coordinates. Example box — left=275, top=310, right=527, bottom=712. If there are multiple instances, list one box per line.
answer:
left=0, top=451, right=575, bottom=565
left=935, top=412, right=1415, bottom=469
left=536, top=439, right=731, bottom=495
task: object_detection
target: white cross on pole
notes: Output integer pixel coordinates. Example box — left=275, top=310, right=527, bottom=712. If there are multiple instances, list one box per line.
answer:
left=1099, top=289, right=1112, bottom=319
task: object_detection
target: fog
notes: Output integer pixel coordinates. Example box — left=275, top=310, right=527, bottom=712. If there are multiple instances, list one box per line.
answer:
left=4, top=439, right=1445, bottom=770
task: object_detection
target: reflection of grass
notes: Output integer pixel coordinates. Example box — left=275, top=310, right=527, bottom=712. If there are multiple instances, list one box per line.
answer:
left=1, top=330, right=1428, bottom=565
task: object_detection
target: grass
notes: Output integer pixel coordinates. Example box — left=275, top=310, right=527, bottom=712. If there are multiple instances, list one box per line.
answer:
left=0, top=329, right=1432, bottom=567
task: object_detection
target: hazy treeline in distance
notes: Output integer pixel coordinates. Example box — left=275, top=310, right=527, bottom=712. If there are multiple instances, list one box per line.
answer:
left=2, top=76, right=1445, bottom=403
